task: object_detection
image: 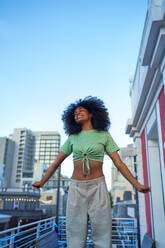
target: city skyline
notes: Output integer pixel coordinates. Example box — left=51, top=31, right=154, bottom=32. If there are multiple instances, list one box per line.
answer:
left=0, top=128, right=61, bottom=189
left=0, top=0, right=148, bottom=188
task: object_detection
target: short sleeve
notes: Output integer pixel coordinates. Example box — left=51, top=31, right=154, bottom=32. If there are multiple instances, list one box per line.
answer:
left=105, top=132, right=120, bottom=155
left=60, top=136, right=72, bottom=156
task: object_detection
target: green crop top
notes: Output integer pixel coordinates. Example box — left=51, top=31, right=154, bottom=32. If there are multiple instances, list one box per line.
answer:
left=60, top=129, right=120, bottom=175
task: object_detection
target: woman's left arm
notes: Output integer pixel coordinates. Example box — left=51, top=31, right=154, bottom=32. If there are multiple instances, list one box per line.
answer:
left=109, top=151, right=151, bottom=194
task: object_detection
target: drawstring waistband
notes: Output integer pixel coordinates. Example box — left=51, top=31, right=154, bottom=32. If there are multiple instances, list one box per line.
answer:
left=70, top=175, right=106, bottom=186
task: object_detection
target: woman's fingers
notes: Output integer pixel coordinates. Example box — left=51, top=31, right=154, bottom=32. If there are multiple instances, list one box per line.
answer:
left=32, top=181, right=42, bottom=189
left=136, top=184, right=151, bottom=193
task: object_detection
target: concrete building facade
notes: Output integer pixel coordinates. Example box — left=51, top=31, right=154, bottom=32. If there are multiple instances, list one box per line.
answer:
left=111, top=144, right=137, bottom=204
left=10, top=128, right=35, bottom=187
left=0, top=186, right=45, bottom=227
left=33, top=131, right=60, bottom=189
left=9, top=129, right=60, bottom=188
left=126, top=1, right=165, bottom=247
left=0, top=137, right=15, bottom=188
left=39, top=175, right=71, bottom=216
left=0, top=129, right=61, bottom=189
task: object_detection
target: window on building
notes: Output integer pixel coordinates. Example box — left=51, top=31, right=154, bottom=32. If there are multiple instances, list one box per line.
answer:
left=46, top=196, right=53, bottom=201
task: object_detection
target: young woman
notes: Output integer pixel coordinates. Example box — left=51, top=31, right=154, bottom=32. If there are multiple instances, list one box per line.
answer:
left=32, top=96, right=150, bottom=248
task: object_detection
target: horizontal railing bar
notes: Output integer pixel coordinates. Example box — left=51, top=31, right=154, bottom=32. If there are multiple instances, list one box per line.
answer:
left=14, top=232, right=36, bottom=244
left=112, top=239, right=137, bottom=241
left=112, top=226, right=136, bottom=230
left=0, top=229, right=36, bottom=243
left=39, top=228, right=53, bottom=234
left=35, top=231, right=56, bottom=242
left=112, top=232, right=137, bottom=234
left=0, top=226, right=53, bottom=243
left=16, top=238, right=35, bottom=248
left=0, top=216, right=56, bottom=235
left=15, top=226, right=38, bottom=235
left=14, top=227, right=55, bottom=244
left=112, top=234, right=136, bottom=238
left=112, top=218, right=137, bottom=220
left=0, top=244, right=9, bottom=248
left=112, top=245, right=136, bottom=247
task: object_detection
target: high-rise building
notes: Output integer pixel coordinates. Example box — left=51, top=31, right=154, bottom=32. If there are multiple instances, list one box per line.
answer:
left=0, top=137, right=15, bottom=188
left=8, top=128, right=60, bottom=188
left=26, top=130, right=61, bottom=189
left=10, top=129, right=35, bottom=187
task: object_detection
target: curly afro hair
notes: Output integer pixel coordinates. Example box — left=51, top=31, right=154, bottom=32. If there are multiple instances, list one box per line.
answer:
left=61, top=96, right=111, bottom=135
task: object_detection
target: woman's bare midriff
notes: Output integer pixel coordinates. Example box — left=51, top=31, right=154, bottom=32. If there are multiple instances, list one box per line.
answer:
left=71, top=159, right=104, bottom=180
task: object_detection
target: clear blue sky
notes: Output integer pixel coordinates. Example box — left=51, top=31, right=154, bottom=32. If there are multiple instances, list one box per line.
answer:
left=0, top=0, right=148, bottom=188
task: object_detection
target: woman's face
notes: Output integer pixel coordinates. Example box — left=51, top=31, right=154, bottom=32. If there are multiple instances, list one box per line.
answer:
left=74, top=106, right=92, bottom=124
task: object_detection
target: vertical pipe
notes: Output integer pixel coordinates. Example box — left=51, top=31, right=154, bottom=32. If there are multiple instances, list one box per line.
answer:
left=56, top=165, right=61, bottom=230
left=134, top=155, right=141, bottom=248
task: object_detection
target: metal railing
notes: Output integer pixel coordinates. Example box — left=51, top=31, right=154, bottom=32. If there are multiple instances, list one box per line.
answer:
left=112, top=218, right=137, bottom=248
left=0, top=216, right=56, bottom=248
left=0, top=216, right=138, bottom=248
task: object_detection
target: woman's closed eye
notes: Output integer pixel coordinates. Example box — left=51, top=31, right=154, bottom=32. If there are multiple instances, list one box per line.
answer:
left=74, top=109, right=84, bottom=116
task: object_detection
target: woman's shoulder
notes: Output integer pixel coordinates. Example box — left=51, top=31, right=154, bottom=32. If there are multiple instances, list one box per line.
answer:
left=68, top=129, right=109, bottom=136
left=67, top=132, right=79, bottom=140
left=97, top=130, right=113, bottom=141
left=96, top=130, right=109, bottom=135
left=93, top=130, right=110, bottom=138
left=68, top=133, right=75, bottom=139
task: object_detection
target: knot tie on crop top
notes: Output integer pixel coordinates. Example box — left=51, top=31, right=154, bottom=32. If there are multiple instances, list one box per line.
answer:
left=82, top=153, right=90, bottom=175
left=60, top=129, right=120, bottom=176
left=73, top=146, right=106, bottom=175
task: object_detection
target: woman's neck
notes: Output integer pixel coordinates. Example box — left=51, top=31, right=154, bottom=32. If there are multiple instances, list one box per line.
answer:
left=81, top=122, right=94, bottom=131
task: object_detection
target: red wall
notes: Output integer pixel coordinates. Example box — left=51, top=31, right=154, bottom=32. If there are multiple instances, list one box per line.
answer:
left=141, top=130, right=152, bottom=237
left=158, top=87, right=165, bottom=168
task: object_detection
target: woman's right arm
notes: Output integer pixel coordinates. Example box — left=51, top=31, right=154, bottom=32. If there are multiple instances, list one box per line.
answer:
left=32, top=152, right=68, bottom=189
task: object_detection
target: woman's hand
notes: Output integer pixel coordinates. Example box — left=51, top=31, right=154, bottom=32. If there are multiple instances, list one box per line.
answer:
left=135, top=184, right=151, bottom=193
left=31, top=152, right=67, bottom=190
left=109, top=152, right=151, bottom=194
left=32, top=181, right=43, bottom=189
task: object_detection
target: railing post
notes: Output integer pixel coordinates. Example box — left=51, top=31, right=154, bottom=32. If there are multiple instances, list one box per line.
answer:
left=9, top=230, right=15, bottom=248
left=44, top=219, right=47, bottom=230
left=52, top=217, right=55, bottom=231
left=17, top=219, right=21, bottom=233
left=36, top=222, right=40, bottom=240
left=56, top=164, right=61, bottom=227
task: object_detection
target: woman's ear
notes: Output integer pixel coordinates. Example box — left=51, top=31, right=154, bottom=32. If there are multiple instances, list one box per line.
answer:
left=89, top=113, right=93, bottom=119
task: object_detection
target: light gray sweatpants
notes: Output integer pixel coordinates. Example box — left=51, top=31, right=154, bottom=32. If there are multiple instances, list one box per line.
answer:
left=66, top=176, right=112, bottom=248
